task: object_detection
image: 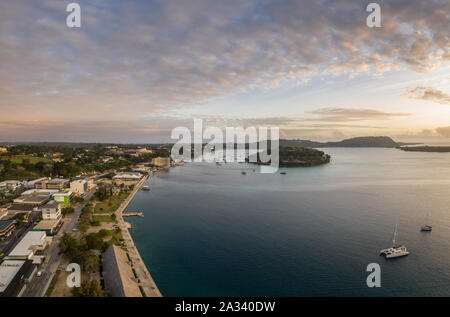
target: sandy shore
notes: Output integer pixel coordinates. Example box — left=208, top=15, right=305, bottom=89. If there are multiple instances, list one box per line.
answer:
left=116, top=175, right=162, bottom=297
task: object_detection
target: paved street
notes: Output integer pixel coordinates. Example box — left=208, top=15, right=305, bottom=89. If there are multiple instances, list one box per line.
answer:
left=23, top=189, right=95, bottom=297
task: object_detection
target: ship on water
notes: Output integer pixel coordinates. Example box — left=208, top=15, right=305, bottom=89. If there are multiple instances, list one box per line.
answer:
left=420, top=212, right=432, bottom=232
left=142, top=185, right=150, bottom=191
left=380, top=224, right=410, bottom=259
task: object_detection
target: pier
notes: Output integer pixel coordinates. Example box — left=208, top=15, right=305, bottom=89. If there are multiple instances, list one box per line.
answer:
left=122, top=212, right=144, bottom=217
left=115, top=175, right=162, bottom=297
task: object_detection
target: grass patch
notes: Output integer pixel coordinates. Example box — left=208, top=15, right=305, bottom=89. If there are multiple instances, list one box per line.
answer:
left=92, top=215, right=116, bottom=223
left=0, top=155, right=51, bottom=164
left=94, top=191, right=130, bottom=214
left=45, top=270, right=61, bottom=297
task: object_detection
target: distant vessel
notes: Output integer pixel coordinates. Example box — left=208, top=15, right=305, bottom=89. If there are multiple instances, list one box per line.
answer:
left=142, top=185, right=150, bottom=191
left=280, top=172, right=286, bottom=175
left=420, top=212, right=432, bottom=232
left=241, top=171, right=247, bottom=175
left=380, top=224, right=410, bottom=259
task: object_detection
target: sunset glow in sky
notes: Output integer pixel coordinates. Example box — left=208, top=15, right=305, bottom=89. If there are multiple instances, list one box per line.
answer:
left=0, top=0, right=449, bottom=143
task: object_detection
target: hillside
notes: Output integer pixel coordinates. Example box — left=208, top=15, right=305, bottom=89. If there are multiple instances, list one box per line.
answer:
left=280, top=136, right=399, bottom=148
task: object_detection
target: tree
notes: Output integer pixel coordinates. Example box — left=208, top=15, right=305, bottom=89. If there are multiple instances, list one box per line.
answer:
left=60, top=233, right=80, bottom=258
left=63, top=207, right=75, bottom=215
left=72, top=280, right=106, bottom=297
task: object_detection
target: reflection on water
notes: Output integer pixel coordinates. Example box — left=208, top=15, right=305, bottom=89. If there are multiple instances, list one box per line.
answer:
left=126, top=148, right=450, bottom=296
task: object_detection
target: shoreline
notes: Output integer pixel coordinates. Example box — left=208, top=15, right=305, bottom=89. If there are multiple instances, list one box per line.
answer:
left=116, top=174, right=162, bottom=297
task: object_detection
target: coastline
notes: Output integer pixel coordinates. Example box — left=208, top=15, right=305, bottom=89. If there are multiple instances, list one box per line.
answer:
left=116, top=174, right=162, bottom=297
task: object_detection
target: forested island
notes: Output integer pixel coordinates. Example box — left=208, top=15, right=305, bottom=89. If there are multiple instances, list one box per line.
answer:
left=280, top=136, right=401, bottom=148
left=399, top=146, right=450, bottom=153
left=250, top=146, right=331, bottom=167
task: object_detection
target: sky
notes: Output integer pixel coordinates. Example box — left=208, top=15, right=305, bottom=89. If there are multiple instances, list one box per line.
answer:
left=0, top=0, right=449, bottom=143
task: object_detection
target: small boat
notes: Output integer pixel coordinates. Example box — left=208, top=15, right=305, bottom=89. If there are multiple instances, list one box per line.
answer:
left=280, top=172, right=287, bottom=175
left=420, top=213, right=432, bottom=232
left=241, top=171, right=247, bottom=175
left=142, top=186, right=150, bottom=191
left=380, top=224, right=410, bottom=259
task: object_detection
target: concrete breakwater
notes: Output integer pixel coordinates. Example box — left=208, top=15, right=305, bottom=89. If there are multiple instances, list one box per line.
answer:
left=115, top=175, right=162, bottom=297
left=122, top=212, right=144, bottom=217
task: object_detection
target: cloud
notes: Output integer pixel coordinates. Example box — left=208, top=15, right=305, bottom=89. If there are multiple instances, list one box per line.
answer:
left=306, top=108, right=411, bottom=122
left=436, top=126, right=450, bottom=137
left=0, top=0, right=448, bottom=140
left=403, top=87, right=450, bottom=105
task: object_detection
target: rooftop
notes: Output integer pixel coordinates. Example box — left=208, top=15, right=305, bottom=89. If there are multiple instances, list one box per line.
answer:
left=0, top=219, right=14, bottom=232
left=13, top=194, right=49, bottom=205
left=0, top=260, right=25, bottom=293
left=33, top=219, right=59, bottom=230
left=7, top=231, right=47, bottom=259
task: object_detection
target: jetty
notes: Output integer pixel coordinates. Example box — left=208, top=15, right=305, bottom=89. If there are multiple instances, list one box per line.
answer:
left=115, top=175, right=162, bottom=297
left=122, top=212, right=144, bottom=217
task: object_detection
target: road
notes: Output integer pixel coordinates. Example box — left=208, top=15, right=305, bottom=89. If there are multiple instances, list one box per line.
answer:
left=0, top=209, right=40, bottom=257
left=23, top=189, right=95, bottom=297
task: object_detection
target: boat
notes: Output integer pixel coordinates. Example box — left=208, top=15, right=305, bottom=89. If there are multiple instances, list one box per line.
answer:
left=241, top=171, right=247, bottom=175
left=421, top=225, right=432, bottom=232
left=142, top=185, right=150, bottom=191
left=420, top=213, right=432, bottom=232
left=380, top=224, right=410, bottom=259
left=280, top=172, right=286, bottom=175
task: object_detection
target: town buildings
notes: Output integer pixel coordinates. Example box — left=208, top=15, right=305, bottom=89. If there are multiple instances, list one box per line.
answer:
left=152, top=157, right=171, bottom=167
left=70, top=179, right=88, bottom=195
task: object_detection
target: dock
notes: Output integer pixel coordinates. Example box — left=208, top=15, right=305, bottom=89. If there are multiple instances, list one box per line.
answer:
left=116, top=175, right=162, bottom=297
left=122, top=212, right=144, bottom=217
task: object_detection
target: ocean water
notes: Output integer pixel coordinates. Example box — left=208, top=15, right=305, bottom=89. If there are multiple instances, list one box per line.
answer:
left=125, top=148, right=450, bottom=296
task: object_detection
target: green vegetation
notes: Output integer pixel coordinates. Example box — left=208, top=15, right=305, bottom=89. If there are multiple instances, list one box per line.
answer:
left=62, top=207, right=75, bottom=215
left=400, top=146, right=450, bottom=153
left=72, top=280, right=106, bottom=297
left=45, top=270, right=61, bottom=297
left=0, top=143, right=170, bottom=181
left=250, top=146, right=331, bottom=167
left=94, top=187, right=130, bottom=214
left=91, top=215, right=116, bottom=223
left=0, top=155, right=51, bottom=164
left=278, top=147, right=331, bottom=167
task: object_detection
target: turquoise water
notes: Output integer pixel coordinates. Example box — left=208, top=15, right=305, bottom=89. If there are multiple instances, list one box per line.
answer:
left=125, top=148, right=450, bottom=296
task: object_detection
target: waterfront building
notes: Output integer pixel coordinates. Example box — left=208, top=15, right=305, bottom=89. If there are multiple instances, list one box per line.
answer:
left=6, top=231, right=51, bottom=260
left=102, top=245, right=142, bottom=297
left=152, top=157, right=171, bottom=167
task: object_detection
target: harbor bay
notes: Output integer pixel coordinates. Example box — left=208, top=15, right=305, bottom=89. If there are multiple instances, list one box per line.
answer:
left=126, top=148, right=450, bottom=296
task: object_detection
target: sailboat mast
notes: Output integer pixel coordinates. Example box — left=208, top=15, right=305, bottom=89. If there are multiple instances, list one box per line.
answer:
left=393, top=224, right=397, bottom=246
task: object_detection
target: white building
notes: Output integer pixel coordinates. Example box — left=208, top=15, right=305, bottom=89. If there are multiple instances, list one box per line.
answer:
left=70, top=179, right=88, bottom=195
left=152, top=157, right=171, bottom=167
left=6, top=231, right=51, bottom=260
left=41, top=200, right=62, bottom=221
left=113, top=173, right=141, bottom=181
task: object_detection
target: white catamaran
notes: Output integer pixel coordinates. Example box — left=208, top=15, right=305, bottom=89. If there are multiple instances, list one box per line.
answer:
left=380, top=224, right=410, bottom=259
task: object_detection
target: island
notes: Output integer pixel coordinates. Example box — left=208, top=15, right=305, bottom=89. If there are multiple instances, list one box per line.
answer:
left=399, top=146, right=450, bottom=153
left=280, top=136, right=400, bottom=148
left=249, top=146, right=331, bottom=167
